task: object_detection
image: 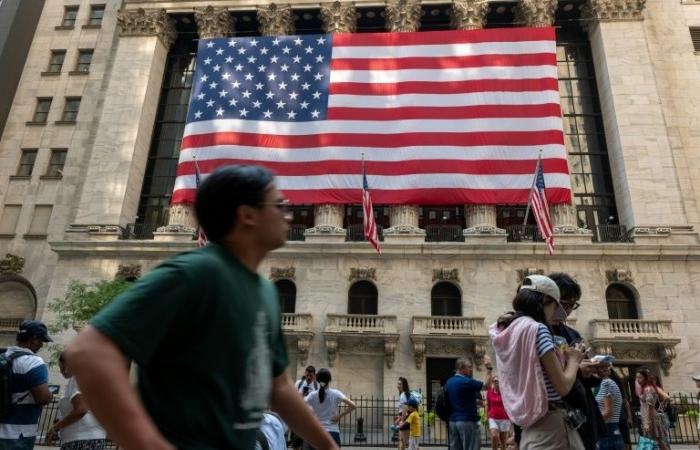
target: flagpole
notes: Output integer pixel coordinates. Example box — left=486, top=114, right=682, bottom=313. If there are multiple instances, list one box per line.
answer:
left=523, top=150, right=542, bottom=225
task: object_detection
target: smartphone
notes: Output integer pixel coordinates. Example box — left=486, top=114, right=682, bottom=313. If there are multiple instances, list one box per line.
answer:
left=48, top=385, right=60, bottom=395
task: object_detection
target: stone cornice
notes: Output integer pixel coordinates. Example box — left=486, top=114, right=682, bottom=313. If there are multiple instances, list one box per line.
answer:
left=584, top=0, right=646, bottom=22
left=50, top=239, right=700, bottom=261
left=385, top=0, right=423, bottom=32
left=320, top=1, right=357, bottom=33
left=450, top=0, right=489, bottom=31
left=257, top=3, right=294, bottom=36
left=194, top=5, right=234, bottom=39
left=117, top=8, right=176, bottom=48
left=514, top=0, right=557, bottom=27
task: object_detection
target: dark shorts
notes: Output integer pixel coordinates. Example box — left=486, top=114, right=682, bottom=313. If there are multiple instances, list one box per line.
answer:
left=618, top=419, right=631, bottom=445
left=0, top=436, right=36, bottom=450
left=289, top=431, right=304, bottom=448
left=597, top=423, right=624, bottom=450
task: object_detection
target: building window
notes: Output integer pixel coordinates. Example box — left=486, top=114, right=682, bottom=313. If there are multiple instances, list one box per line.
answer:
left=690, top=27, right=700, bottom=53
left=61, top=6, right=79, bottom=27
left=87, top=5, right=105, bottom=26
left=431, top=282, right=462, bottom=316
left=46, top=50, right=66, bottom=73
left=46, top=149, right=67, bottom=177
left=275, top=279, right=296, bottom=313
left=606, top=283, right=639, bottom=320
left=61, top=98, right=81, bottom=122
left=348, top=280, right=378, bottom=315
left=16, top=150, right=38, bottom=177
left=0, top=205, right=22, bottom=235
left=26, top=205, right=53, bottom=236
left=32, top=98, right=52, bottom=123
left=75, top=50, right=93, bottom=72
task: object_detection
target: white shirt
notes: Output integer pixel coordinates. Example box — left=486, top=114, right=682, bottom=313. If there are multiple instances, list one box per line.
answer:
left=304, top=388, right=346, bottom=433
left=296, top=378, right=319, bottom=395
left=254, top=413, right=287, bottom=450
left=57, top=377, right=106, bottom=443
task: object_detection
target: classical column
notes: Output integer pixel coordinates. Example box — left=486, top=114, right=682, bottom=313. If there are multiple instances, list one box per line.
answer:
left=68, top=9, right=176, bottom=241
left=513, top=0, right=558, bottom=27
left=301, top=2, right=358, bottom=243
left=450, top=0, right=489, bottom=30
left=381, top=0, right=426, bottom=242
left=156, top=7, right=235, bottom=241
left=257, top=3, right=295, bottom=36
left=585, top=0, right=689, bottom=243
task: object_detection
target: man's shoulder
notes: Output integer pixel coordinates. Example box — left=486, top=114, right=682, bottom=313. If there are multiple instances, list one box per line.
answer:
left=6, top=350, right=45, bottom=375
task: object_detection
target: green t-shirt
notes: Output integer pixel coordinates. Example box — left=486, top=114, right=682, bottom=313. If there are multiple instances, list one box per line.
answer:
left=90, top=243, right=288, bottom=449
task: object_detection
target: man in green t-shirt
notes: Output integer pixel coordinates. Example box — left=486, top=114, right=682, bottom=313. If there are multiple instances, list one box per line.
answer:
left=66, top=165, right=338, bottom=450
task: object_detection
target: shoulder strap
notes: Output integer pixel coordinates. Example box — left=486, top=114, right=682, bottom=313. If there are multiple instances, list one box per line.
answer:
left=314, top=381, right=319, bottom=390
left=6, top=351, right=34, bottom=406
left=255, top=430, right=270, bottom=450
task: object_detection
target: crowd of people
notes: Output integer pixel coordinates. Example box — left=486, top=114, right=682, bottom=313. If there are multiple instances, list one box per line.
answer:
left=0, top=165, right=699, bottom=450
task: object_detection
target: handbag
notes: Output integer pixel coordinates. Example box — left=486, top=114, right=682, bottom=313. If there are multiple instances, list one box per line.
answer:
left=637, top=435, right=660, bottom=450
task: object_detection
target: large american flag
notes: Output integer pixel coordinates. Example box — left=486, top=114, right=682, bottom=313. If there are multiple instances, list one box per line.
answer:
left=173, top=27, right=570, bottom=206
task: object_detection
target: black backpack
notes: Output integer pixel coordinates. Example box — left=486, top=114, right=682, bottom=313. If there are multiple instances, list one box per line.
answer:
left=0, top=350, right=31, bottom=421
left=434, top=382, right=452, bottom=423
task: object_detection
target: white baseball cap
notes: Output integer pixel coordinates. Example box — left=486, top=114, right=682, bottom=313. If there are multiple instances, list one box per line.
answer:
left=519, top=275, right=567, bottom=321
left=692, top=374, right=700, bottom=381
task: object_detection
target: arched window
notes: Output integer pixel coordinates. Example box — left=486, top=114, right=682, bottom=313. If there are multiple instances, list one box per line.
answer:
left=348, top=280, right=378, bottom=315
left=605, top=284, right=639, bottom=319
left=275, top=279, right=296, bottom=314
left=431, top=282, right=462, bottom=316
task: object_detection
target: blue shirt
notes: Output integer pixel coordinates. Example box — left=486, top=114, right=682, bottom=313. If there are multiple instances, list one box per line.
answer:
left=445, top=373, right=483, bottom=422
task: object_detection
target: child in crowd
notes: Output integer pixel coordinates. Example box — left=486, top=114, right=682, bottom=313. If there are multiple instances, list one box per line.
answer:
left=400, top=397, right=421, bottom=450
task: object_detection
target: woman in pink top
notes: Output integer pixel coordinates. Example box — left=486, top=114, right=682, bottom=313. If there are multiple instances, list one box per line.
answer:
left=486, top=377, right=510, bottom=450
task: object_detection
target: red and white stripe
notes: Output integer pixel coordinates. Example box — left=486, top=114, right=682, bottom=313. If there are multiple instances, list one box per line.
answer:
left=363, top=189, right=380, bottom=254
left=173, top=27, right=569, bottom=205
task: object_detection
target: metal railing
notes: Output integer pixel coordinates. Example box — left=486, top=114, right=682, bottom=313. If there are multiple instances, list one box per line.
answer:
left=590, top=319, right=675, bottom=340
left=411, top=316, right=486, bottom=336
left=593, top=224, right=634, bottom=243
left=424, top=224, right=464, bottom=242
left=35, top=399, right=118, bottom=448
left=122, top=222, right=161, bottom=240
left=288, top=224, right=307, bottom=241
left=346, top=223, right=384, bottom=242
left=506, top=224, right=544, bottom=242
left=324, top=314, right=398, bottom=334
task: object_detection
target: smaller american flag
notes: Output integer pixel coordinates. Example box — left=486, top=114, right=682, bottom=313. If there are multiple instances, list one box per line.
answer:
left=528, top=156, right=554, bottom=255
left=194, top=157, right=208, bottom=247
left=362, top=159, right=380, bottom=255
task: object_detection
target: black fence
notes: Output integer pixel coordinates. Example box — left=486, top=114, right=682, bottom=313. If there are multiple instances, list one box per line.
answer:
left=593, top=224, right=634, bottom=243
left=36, top=399, right=118, bottom=448
left=506, top=224, right=544, bottom=242
left=288, top=224, right=307, bottom=241
left=346, top=223, right=385, bottom=242
left=35, top=393, right=699, bottom=447
left=425, top=224, right=464, bottom=243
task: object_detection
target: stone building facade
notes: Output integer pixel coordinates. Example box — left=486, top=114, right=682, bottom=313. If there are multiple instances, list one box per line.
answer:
left=1, top=0, right=700, bottom=403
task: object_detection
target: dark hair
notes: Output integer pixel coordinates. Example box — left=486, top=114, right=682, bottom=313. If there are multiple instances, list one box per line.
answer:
left=58, top=352, right=66, bottom=363
left=194, top=165, right=274, bottom=242
left=609, top=369, right=628, bottom=401
left=637, top=368, right=657, bottom=388
left=316, top=368, right=332, bottom=403
left=398, top=377, right=410, bottom=398
left=547, top=272, right=581, bottom=302
left=305, top=365, right=316, bottom=374
left=499, top=287, right=548, bottom=329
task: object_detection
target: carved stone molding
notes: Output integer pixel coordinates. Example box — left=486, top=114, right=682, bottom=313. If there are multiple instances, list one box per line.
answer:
left=194, top=6, right=234, bottom=39
left=349, top=267, right=377, bottom=282
left=412, top=339, right=426, bottom=369
left=167, top=203, right=198, bottom=230
left=425, top=341, right=468, bottom=356
left=117, top=8, right=176, bottom=48
left=584, top=0, right=646, bottom=22
left=514, top=0, right=557, bottom=27
left=325, top=338, right=339, bottom=367
left=0, top=254, right=25, bottom=275
left=606, top=268, right=633, bottom=284
left=552, top=203, right=592, bottom=235
left=384, top=205, right=425, bottom=235
left=516, top=268, right=544, bottom=282
left=433, top=268, right=459, bottom=283
left=385, top=0, right=423, bottom=32
left=634, top=227, right=671, bottom=235
left=271, top=266, right=296, bottom=281
left=660, top=345, right=676, bottom=375
left=320, top=1, right=357, bottom=33
left=464, top=205, right=505, bottom=235
left=450, top=0, right=490, bottom=30
left=340, top=341, right=384, bottom=353
left=297, top=336, right=312, bottom=366
left=257, top=3, right=294, bottom=36
left=473, top=342, right=487, bottom=369
left=384, top=340, right=397, bottom=369
left=156, top=224, right=196, bottom=234
left=115, top=264, right=141, bottom=281
left=306, top=204, right=345, bottom=235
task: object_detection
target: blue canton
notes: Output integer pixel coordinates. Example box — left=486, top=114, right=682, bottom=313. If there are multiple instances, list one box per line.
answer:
left=187, top=34, right=332, bottom=123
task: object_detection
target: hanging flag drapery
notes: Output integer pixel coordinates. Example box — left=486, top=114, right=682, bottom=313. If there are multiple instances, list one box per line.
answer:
left=173, top=27, right=570, bottom=206
left=525, top=154, right=554, bottom=254
left=362, top=157, right=381, bottom=254
left=193, top=157, right=208, bottom=247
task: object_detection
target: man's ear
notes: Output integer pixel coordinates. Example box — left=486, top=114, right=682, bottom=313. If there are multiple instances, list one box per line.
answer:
left=237, top=204, right=259, bottom=227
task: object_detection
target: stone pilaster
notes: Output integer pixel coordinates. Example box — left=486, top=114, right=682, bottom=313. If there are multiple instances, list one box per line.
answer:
left=514, top=0, right=557, bottom=27
left=194, top=6, right=234, bottom=39
left=586, top=0, right=690, bottom=243
left=463, top=205, right=506, bottom=244
left=320, top=1, right=357, bottom=33
left=450, top=0, right=489, bottom=30
left=551, top=202, right=592, bottom=244
left=385, top=0, right=423, bottom=32
left=69, top=9, right=175, bottom=240
left=304, top=205, right=346, bottom=243
left=257, top=3, right=295, bottom=36
left=383, top=0, right=425, bottom=242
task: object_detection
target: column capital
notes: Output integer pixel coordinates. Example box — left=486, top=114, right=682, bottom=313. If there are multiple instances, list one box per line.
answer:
left=257, top=3, right=295, bottom=36
left=450, top=0, right=490, bottom=31
left=583, top=0, right=646, bottom=22
left=117, top=8, right=176, bottom=48
left=194, top=6, right=234, bottom=39
left=514, top=0, right=557, bottom=28
left=320, top=1, right=357, bottom=33
left=385, top=0, right=423, bottom=33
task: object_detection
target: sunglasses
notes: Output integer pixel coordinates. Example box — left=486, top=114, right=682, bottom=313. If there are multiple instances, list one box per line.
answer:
left=258, top=199, right=292, bottom=215
left=561, top=301, right=581, bottom=311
